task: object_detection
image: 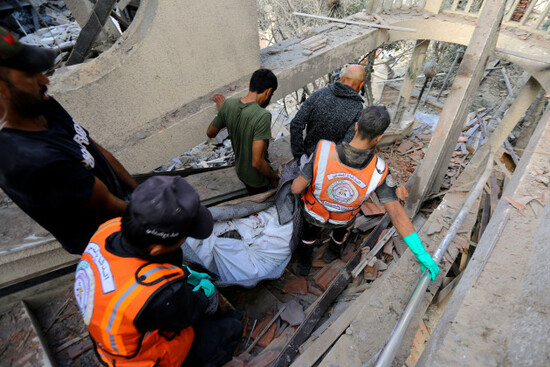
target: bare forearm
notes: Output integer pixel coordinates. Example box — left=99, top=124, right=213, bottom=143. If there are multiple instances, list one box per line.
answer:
left=384, top=201, right=415, bottom=238
left=85, top=177, right=128, bottom=216
left=93, top=140, right=137, bottom=191
left=254, top=159, right=278, bottom=180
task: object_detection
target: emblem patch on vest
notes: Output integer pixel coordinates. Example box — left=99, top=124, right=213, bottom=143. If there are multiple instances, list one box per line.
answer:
left=75, top=260, right=95, bottom=326
left=327, top=179, right=359, bottom=205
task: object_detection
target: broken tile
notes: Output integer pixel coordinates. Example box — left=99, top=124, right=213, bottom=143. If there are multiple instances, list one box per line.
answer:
left=252, top=317, right=272, bottom=339
left=363, top=260, right=380, bottom=281
left=361, top=201, right=385, bottom=216
left=354, top=215, right=381, bottom=232
left=279, top=300, right=305, bottom=326
left=503, top=195, right=526, bottom=211
left=342, top=252, right=355, bottom=262
left=282, top=277, right=307, bottom=295
left=308, top=281, right=323, bottom=296
left=383, top=238, right=394, bottom=255
left=314, top=260, right=346, bottom=290
left=377, top=260, right=388, bottom=271
left=257, top=323, right=277, bottom=347
left=396, top=185, right=410, bottom=202
left=396, top=140, right=415, bottom=153
left=312, top=259, right=326, bottom=268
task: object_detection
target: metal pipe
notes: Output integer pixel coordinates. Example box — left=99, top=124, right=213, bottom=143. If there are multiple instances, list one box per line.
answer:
left=436, top=49, right=463, bottom=101
left=373, top=154, right=494, bottom=367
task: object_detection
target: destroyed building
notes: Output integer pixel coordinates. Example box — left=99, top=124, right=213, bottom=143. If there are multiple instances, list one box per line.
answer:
left=0, top=0, right=549, bottom=366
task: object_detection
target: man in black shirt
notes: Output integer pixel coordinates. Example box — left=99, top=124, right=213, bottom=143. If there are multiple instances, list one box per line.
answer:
left=0, top=27, right=137, bottom=254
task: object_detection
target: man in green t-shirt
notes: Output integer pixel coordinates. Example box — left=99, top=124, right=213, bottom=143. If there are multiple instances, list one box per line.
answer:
left=207, top=69, right=279, bottom=195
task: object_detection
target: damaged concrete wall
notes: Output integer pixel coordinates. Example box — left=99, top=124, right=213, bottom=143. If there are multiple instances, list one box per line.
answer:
left=48, top=7, right=549, bottom=174
left=49, top=0, right=260, bottom=172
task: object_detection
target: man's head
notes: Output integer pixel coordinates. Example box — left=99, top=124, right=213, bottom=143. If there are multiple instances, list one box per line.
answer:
left=0, top=27, right=56, bottom=118
left=356, top=105, right=391, bottom=145
left=121, top=176, right=214, bottom=256
left=340, top=64, right=365, bottom=93
left=249, top=68, right=278, bottom=108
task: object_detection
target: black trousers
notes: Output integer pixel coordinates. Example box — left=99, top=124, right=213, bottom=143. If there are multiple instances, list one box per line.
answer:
left=301, top=220, right=349, bottom=244
left=182, top=316, right=242, bottom=367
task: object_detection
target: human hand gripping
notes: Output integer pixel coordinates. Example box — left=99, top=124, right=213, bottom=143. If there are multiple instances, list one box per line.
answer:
left=403, top=232, right=440, bottom=281
left=193, top=278, right=215, bottom=297
left=184, top=265, right=211, bottom=286
left=212, top=93, right=226, bottom=110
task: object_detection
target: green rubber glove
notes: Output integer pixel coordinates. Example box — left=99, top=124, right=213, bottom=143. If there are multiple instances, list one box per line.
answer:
left=184, top=265, right=211, bottom=286
left=192, top=278, right=215, bottom=298
left=403, top=232, right=439, bottom=281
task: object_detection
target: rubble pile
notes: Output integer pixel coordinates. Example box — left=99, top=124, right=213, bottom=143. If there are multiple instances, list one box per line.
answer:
left=21, top=22, right=81, bottom=64
left=2, top=1, right=72, bottom=36
left=154, top=137, right=235, bottom=172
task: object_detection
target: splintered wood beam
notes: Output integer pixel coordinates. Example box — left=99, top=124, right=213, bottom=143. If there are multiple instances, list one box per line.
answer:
left=66, top=0, right=118, bottom=65
left=393, top=40, right=429, bottom=125
left=292, top=12, right=416, bottom=32
left=272, top=214, right=391, bottom=367
left=405, top=0, right=507, bottom=217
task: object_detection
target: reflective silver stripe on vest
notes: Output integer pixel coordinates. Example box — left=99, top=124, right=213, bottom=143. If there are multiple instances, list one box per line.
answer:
left=365, top=156, right=386, bottom=195
left=327, top=218, right=351, bottom=225
left=105, top=265, right=178, bottom=353
left=304, top=205, right=328, bottom=223
left=313, top=141, right=332, bottom=200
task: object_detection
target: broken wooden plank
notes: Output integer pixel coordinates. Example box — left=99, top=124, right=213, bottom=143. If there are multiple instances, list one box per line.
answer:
left=292, top=12, right=416, bottom=32
left=501, top=67, right=514, bottom=97
left=405, top=0, right=507, bottom=216
left=436, top=272, right=463, bottom=304
left=393, top=40, right=430, bottom=125
left=272, top=214, right=391, bottom=367
left=67, top=0, right=118, bottom=65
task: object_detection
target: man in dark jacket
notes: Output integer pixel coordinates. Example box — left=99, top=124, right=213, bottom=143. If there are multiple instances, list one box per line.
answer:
left=290, top=64, right=365, bottom=162
left=75, top=176, right=242, bottom=367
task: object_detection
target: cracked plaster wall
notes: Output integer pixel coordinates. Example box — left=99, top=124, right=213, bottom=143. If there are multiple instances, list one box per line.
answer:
left=49, top=0, right=259, bottom=172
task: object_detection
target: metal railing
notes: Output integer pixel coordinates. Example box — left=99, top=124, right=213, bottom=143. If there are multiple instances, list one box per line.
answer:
left=441, top=0, right=550, bottom=35
left=364, top=0, right=549, bottom=36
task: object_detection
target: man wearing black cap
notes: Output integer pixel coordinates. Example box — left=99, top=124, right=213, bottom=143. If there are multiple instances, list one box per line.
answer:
left=75, top=176, right=242, bottom=367
left=0, top=27, right=137, bottom=254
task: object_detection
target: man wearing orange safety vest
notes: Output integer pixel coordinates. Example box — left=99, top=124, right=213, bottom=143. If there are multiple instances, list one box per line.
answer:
left=291, top=106, right=440, bottom=281
left=75, top=176, right=242, bottom=366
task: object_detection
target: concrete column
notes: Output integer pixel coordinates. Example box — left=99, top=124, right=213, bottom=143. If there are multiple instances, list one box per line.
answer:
left=405, top=0, right=507, bottom=216
left=392, top=39, right=429, bottom=125
left=64, top=0, right=121, bottom=41
left=487, top=76, right=542, bottom=153
left=424, top=0, right=445, bottom=14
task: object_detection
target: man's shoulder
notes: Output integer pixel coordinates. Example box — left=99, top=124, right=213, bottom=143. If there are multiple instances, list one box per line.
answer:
left=221, top=97, right=241, bottom=109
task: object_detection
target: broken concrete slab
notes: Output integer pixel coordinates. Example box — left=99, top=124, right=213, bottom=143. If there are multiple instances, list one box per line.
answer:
left=279, top=300, right=305, bottom=326
left=417, top=108, right=550, bottom=367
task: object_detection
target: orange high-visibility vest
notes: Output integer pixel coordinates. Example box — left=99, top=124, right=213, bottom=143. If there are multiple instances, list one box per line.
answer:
left=74, top=218, right=194, bottom=367
left=302, top=140, right=388, bottom=225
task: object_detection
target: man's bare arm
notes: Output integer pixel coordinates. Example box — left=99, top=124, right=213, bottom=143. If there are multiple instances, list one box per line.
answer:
left=84, top=177, right=128, bottom=216
left=291, top=175, right=310, bottom=195
left=207, top=123, right=220, bottom=138
left=251, top=139, right=279, bottom=187
left=93, top=139, right=137, bottom=191
left=383, top=200, right=415, bottom=238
